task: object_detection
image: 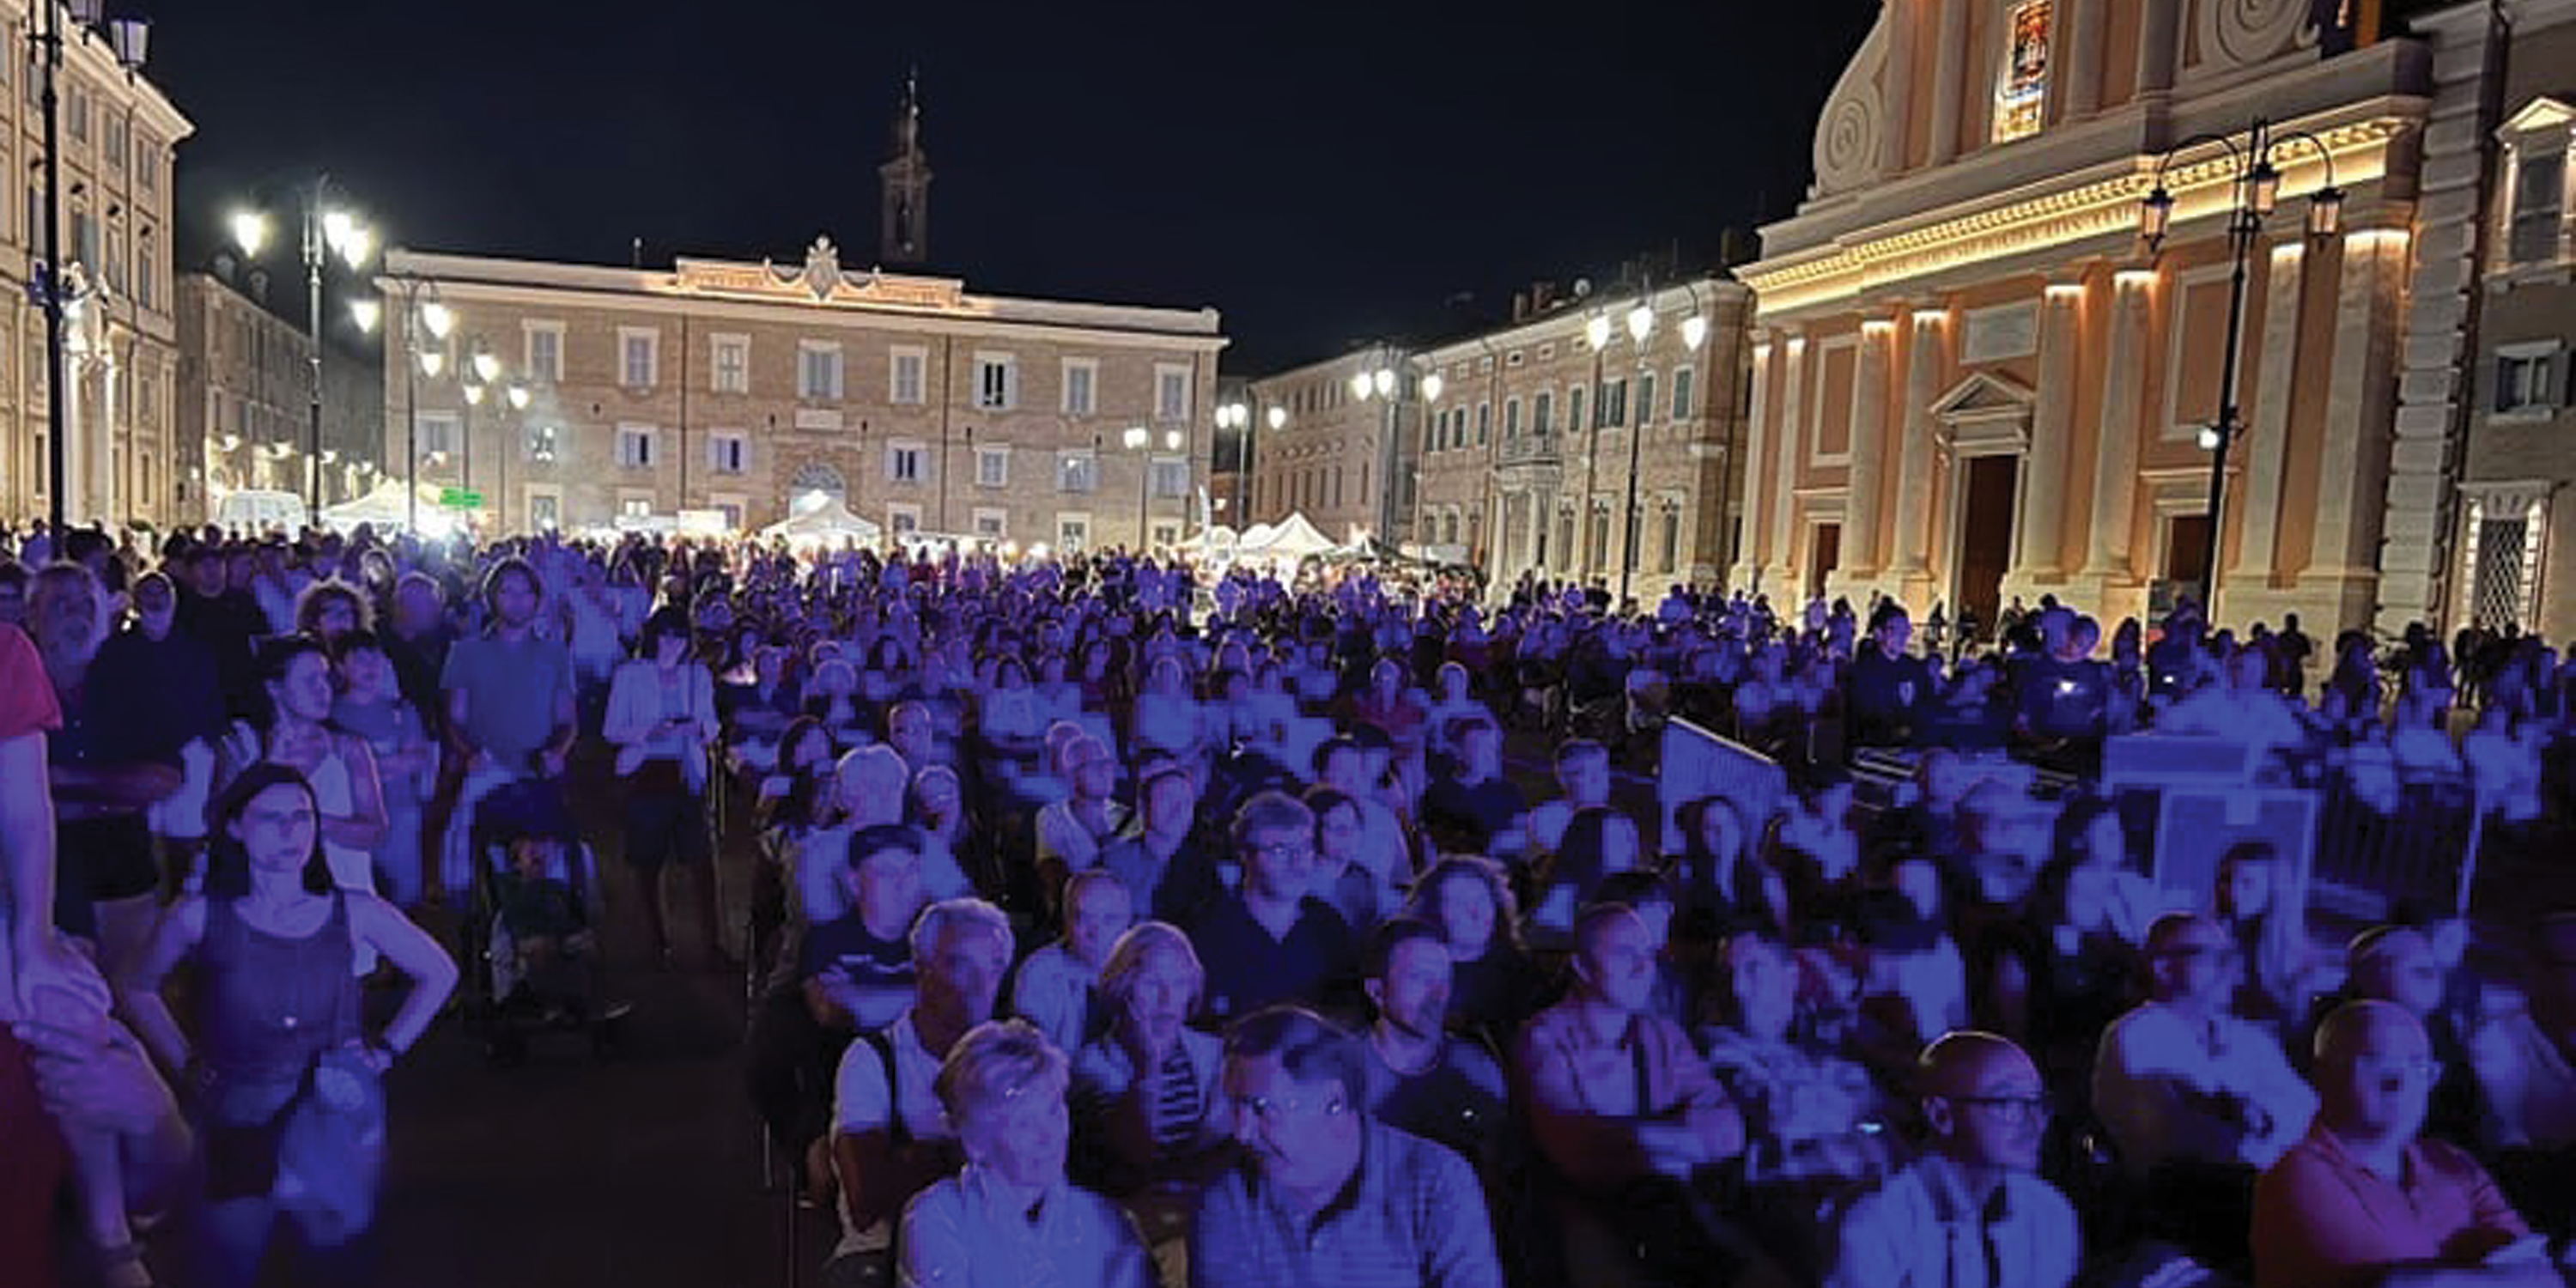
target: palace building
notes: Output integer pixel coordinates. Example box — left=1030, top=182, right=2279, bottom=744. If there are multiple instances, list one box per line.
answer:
left=1736, top=0, right=2464, bottom=635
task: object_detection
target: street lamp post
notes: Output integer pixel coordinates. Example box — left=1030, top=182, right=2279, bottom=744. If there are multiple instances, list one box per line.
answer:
left=1216, top=400, right=1249, bottom=529
left=1350, top=360, right=1401, bottom=544
left=1618, top=298, right=1655, bottom=607
left=358, top=283, right=452, bottom=534
left=232, top=181, right=374, bottom=520
left=34, top=3, right=149, bottom=532
left=1582, top=313, right=1612, bottom=583
left=2140, top=118, right=2342, bottom=620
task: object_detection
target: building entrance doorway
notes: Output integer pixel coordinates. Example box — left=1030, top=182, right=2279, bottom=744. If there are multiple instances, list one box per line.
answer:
left=1954, top=454, right=2018, bottom=635
left=1807, top=523, right=1841, bottom=601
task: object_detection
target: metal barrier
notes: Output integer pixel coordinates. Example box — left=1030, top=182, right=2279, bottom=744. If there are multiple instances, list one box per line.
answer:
left=2309, top=774, right=2478, bottom=922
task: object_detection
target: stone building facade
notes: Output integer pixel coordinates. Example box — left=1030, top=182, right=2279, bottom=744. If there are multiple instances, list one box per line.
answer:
left=1409, top=276, right=1754, bottom=604
left=2429, top=0, right=2576, bottom=642
left=1240, top=343, right=1417, bottom=544
left=178, top=269, right=383, bottom=513
left=1738, top=0, right=2438, bottom=635
left=0, top=7, right=190, bottom=527
left=374, top=240, right=1224, bottom=544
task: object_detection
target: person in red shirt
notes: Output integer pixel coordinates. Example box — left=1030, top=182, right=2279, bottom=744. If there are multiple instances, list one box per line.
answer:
left=2253, top=999, right=2570, bottom=1288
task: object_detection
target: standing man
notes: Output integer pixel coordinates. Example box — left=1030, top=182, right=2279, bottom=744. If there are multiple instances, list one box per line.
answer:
left=1191, top=1005, right=1502, bottom=1288
left=438, top=557, right=576, bottom=901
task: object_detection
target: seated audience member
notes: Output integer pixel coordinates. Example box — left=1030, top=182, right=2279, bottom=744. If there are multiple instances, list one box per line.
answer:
left=898, top=1019, right=1152, bottom=1288
left=1182, top=792, right=1358, bottom=1024
left=1404, top=856, right=1539, bottom=1048
left=1099, top=762, right=1219, bottom=926
left=1011, top=870, right=1133, bottom=1058
left=1191, top=1005, right=1504, bottom=1288
left=2469, top=911, right=2576, bottom=1212
left=1527, top=805, right=1642, bottom=947
left=2337, top=925, right=2481, bottom=1148
left=1522, top=738, right=1613, bottom=863
left=1853, top=857, right=1972, bottom=1066
left=1419, top=717, right=1523, bottom=860
left=1821, top=1031, right=2081, bottom=1288
left=885, top=698, right=954, bottom=778
left=2252, top=1000, right=2567, bottom=1288
left=1358, top=919, right=1509, bottom=1182
left=1672, top=794, right=1780, bottom=941
left=2094, top=911, right=2318, bottom=1267
left=1983, top=801, right=2145, bottom=1094
left=1034, top=734, right=1125, bottom=878
left=904, top=765, right=978, bottom=903
left=1517, top=903, right=1746, bottom=1285
left=1069, top=920, right=1230, bottom=1250
left=1304, top=787, right=1395, bottom=937
left=2215, top=841, right=2330, bottom=1042
left=827, top=898, right=1013, bottom=1277
left=799, top=744, right=911, bottom=926
left=1588, top=871, right=1692, bottom=1028
left=1312, top=734, right=1412, bottom=895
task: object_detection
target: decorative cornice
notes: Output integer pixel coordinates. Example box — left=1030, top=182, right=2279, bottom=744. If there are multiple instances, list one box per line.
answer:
left=1743, top=116, right=2413, bottom=319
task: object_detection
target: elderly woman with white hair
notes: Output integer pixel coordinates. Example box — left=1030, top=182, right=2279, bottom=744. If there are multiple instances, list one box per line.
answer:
left=897, top=1019, right=1151, bottom=1288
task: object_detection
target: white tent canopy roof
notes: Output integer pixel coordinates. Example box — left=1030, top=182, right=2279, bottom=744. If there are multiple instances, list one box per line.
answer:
left=759, top=496, right=883, bottom=543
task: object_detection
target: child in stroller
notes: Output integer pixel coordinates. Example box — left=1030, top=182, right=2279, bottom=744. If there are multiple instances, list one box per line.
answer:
left=486, top=820, right=629, bottom=1063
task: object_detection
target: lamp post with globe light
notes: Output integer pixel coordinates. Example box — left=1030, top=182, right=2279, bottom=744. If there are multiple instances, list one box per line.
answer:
left=230, top=181, right=376, bottom=517
left=35, top=0, right=149, bottom=532
left=2138, top=118, right=2342, bottom=619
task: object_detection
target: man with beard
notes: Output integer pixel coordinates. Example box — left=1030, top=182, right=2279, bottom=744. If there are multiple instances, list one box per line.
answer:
left=1358, top=919, right=1508, bottom=1187
left=437, top=557, right=576, bottom=899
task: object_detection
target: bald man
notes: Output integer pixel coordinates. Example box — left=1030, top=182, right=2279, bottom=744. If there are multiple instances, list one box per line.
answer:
left=1822, top=1030, right=2079, bottom=1288
left=2094, top=912, right=2318, bottom=1176
left=2252, top=1001, right=2561, bottom=1288
left=2340, top=926, right=2480, bottom=1148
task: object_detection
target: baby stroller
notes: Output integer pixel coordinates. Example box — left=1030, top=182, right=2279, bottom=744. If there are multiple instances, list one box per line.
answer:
left=465, top=782, right=628, bottom=1064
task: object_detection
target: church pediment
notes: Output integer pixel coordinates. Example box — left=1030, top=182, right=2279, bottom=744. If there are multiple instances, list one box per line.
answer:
left=2500, top=96, right=2574, bottom=140
left=1929, top=371, right=2036, bottom=420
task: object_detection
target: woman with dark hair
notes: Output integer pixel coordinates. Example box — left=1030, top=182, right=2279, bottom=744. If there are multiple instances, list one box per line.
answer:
left=1981, top=796, right=2143, bottom=1099
left=604, top=605, right=724, bottom=969
left=115, top=763, right=458, bottom=1288
left=1404, top=855, right=1539, bottom=1047
left=221, top=636, right=388, bottom=909
left=1671, top=793, right=1783, bottom=941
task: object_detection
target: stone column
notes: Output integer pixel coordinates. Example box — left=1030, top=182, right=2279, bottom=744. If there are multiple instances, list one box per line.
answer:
left=2306, top=229, right=2410, bottom=619
left=2081, top=271, right=2154, bottom=579
left=1846, top=313, right=1897, bottom=577
left=1891, top=306, right=1947, bottom=581
left=1766, top=332, right=1807, bottom=592
left=2065, top=0, right=2107, bottom=118
left=1928, top=0, right=1970, bottom=167
left=2016, top=277, right=2084, bottom=578
left=2227, top=242, right=2310, bottom=586
left=1732, top=333, right=1775, bottom=588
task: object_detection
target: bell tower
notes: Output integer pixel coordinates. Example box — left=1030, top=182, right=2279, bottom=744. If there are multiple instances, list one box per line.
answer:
left=878, top=71, right=932, bottom=267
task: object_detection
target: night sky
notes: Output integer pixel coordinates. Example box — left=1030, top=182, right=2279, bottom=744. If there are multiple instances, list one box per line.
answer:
left=153, top=0, right=1877, bottom=374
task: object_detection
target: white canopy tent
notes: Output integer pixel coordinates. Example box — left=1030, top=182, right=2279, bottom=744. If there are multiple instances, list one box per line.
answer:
left=319, top=477, right=460, bottom=536
left=758, top=495, right=883, bottom=546
left=1240, top=512, right=1337, bottom=559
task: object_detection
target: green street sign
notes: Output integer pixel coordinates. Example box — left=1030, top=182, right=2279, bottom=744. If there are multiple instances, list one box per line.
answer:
left=439, top=488, right=483, bottom=509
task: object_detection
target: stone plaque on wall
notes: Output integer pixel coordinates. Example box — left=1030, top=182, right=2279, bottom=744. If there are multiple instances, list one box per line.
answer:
left=1962, top=301, right=2039, bottom=365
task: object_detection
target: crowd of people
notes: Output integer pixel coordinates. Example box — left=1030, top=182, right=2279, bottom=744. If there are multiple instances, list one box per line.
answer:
left=0, top=515, right=2573, bottom=1288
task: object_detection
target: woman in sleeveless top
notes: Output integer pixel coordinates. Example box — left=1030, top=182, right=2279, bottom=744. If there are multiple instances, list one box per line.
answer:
left=225, top=637, right=387, bottom=900
left=115, top=763, right=458, bottom=1288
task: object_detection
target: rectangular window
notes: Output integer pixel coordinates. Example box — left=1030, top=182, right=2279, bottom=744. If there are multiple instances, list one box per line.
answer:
left=526, top=323, right=565, bottom=385
left=975, top=445, right=1009, bottom=487
left=709, top=432, right=748, bottom=474
left=2509, top=148, right=2567, bottom=267
left=975, top=354, right=1017, bottom=410
left=709, top=334, right=748, bottom=393
left=888, top=504, right=923, bottom=536
left=973, top=507, right=1007, bottom=538
left=416, top=412, right=457, bottom=457
left=1156, top=365, right=1193, bottom=421
left=1637, top=372, right=1657, bottom=427
left=2495, top=343, right=2566, bottom=416
left=890, top=348, right=927, bottom=404
left=1671, top=367, right=1696, bottom=420
left=530, top=493, right=561, bottom=530
left=1151, top=458, right=1188, bottom=499
left=1534, top=391, right=1554, bottom=435
left=66, top=87, right=87, bottom=142
left=799, top=342, right=844, bottom=400
left=105, top=117, right=125, bottom=170
left=1505, top=398, right=1523, bottom=439
left=1567, top=386, right=1587, bottom=435
left=1600, top=380, right=1625, bottom=428
left=887, top=441, right=925, bottom=483
left=620, top=496, right=653, bottom=520
left=619, top=329, right=659, bottom=389
left=137, top=135, right=156, bottom=191
left=1475, top=402, right=1491, bottom=446
left=1058, top=450, right=1098, bottom=494
left=1993, top=0, right=2052, bottom=143
left=617, top=424, right=655, bottom=468
left=1057, top=514, right=1091, bottom=553
left=1062, top=359, right=1097, bottom=416
left=526, top=424, right=559, bottom=462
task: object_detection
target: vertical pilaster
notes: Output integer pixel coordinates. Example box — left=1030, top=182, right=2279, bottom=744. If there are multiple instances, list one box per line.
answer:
left=2017, top=277, right=2084, bottom=577
left=1765, top=332, right=1807, bottom=592
left=2310, top=230, right=2410, bottom=583
left=2082, top=271, right=2154, bottom=577
left=2228, top=243, right=2310, bottom=585
left=1846, top=313, right=1898, bottom=576
left=1928, top=0, right=1970, bottom=167
left=2135, top=0, right=2180, bottom=100
left=2065, top=0, right=2107, bottom=118
left=1733, top=333, right=1775, bottom=588
left=1880, top=0, right=1918, bottom=179
left=1892, top=306, right=1947, bottom=578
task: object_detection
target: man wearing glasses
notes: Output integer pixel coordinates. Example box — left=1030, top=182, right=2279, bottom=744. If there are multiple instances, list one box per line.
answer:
left=1184, top=793, right=1358, bottom=1024
left=1190, top=1005, right=1501, bottom=1288
left=2253, top=1000, right=2568, bottom=1288
left=2094, top=911, right=2318, bottom=1267
left=1823, top=1030, right=2079, bottom=1288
